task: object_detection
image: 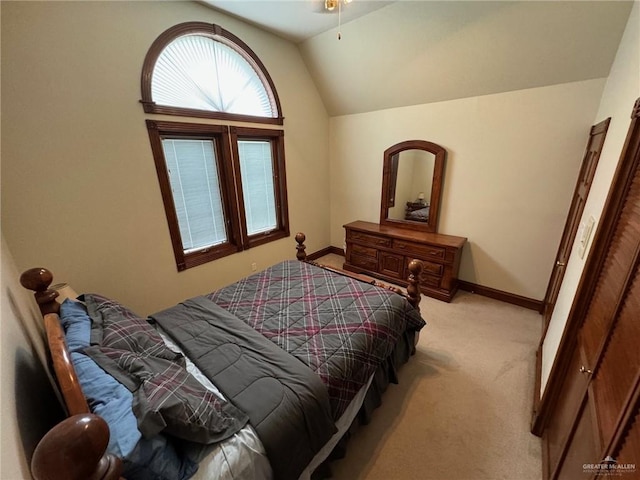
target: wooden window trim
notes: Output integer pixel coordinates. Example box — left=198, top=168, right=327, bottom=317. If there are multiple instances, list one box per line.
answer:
left=146, top=120, right=243, bottom=271
left=140, top=22, right=284, bottom=125
left=230, top=126, right=290, bottom=250
left=142, top=23, right=289, bottom=271
left=146, top=120, right=290, bottom=271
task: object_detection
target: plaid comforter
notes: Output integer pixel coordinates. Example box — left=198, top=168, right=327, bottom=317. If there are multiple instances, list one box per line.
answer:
left=207, top=260, right=426, bottom=419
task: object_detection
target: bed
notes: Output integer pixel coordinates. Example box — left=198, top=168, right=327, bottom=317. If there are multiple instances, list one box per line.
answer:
left=405, top=202, right=430, bottom=222
left=22, top=233, right=426, bottom=480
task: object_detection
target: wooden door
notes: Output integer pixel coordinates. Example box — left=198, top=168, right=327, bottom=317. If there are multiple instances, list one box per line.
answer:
left=539, top=98, right=640, bottom=480
left=534, top=119, right=609, bottom=433
left=541, top=118, right=610, bottom=325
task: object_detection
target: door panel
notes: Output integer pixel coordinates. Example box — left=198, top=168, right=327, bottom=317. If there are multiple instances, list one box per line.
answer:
left=378, top=252, right=404, bottom=279
left=544, top=344, right=590, bottom=476
left=614, top=403, right=639, bottom=467
left=542, top=118, right=610, bottom=324
left=580, top=166, right=640, bottom=368
left=590, top=268, right=640, bottom=444
left=554, top=397, right=599, bottom=480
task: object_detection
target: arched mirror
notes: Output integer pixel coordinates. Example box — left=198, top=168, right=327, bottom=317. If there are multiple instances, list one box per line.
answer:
left=380, top=140, right=446, bottom=233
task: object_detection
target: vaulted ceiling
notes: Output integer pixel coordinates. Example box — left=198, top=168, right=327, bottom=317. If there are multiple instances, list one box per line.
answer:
left=203, top=1, right=634, bottom=116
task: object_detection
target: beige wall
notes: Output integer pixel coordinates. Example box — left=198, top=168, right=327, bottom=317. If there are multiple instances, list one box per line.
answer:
left=541, top=2, right=640, bottom=393
left=1, top=237, right=64, bottom=478
left=329, top=79, right=605, bottom=299
left=1, top=1, right=330, bottom=316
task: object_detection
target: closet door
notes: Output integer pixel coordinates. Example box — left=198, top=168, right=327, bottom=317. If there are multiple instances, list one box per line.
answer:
left=542, top=98, right=640, bottom=480
left=584, top=220, right=640, bottom=445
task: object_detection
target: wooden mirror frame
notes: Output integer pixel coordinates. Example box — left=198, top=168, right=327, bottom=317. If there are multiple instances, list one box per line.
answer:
left=380, top=140, right=446, bottom=233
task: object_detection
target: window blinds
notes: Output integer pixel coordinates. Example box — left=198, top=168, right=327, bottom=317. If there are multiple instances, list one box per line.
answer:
left=162, top=139, right=227, bottom=252
left=152, top=35, right=274, bottom=117
left=238, top=140, right=277, bottom=235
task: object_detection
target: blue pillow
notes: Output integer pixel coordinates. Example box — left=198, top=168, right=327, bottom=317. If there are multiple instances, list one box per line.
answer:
left=59, top=299, right=91, bottom=352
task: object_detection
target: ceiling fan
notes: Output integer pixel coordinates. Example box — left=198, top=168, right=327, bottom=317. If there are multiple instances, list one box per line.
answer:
left=324, top=0, right=352, bottom=12
left=314, top=0, right=353, bottom=39
left=312, top=0, right=353, bottom=14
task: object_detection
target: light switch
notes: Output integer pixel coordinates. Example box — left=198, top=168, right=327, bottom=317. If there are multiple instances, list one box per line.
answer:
left=578, top=215, right=596, bottom=259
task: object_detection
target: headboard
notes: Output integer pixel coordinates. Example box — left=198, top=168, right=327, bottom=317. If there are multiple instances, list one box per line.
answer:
left=20, top=268, right=90, bottom=415
left=20, top=268, right=122, bottom=480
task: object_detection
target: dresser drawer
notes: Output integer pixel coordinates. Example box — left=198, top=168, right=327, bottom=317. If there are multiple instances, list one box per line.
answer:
left=343, top=221, right=465, bottom=302
left=421, top=273, right=442, bottom=288
left=348, top=230, right=392, bottom=248
left=351, top=243, right=378, bottom=259
left=421, top=260, right=444, bottom=277
left=350, top=253, right=378, bottom=271
left=406, top=258, right=443, bottom=281
left=394, top=239, right=446, bottom=260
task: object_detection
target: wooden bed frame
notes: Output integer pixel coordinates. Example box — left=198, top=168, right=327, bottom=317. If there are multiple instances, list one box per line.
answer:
left=21, top=233, right=422, bottom=480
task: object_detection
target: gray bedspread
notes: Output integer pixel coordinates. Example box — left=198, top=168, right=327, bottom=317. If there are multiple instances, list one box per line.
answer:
left=150, top=296, right=337, bottom=480
left=208, top=260, right=426, bottom=419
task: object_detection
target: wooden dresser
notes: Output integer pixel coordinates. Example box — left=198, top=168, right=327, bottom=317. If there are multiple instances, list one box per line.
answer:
left=343, top=220, right=466, bottom=302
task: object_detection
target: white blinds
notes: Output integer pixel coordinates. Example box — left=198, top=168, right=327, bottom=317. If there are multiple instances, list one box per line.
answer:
left=152, top=35, right=275, bottom=117
left=162, top=139, right=227, bottom=252
left=238, top=140, right=277, bottom=235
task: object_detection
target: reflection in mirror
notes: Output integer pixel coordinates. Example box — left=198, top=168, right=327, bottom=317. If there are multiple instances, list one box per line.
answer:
left=380, top=140, right=446, bottom=233
left=387, top=149, right=436, bottom=223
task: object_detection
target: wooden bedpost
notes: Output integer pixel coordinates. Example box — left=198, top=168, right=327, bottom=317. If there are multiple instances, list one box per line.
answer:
left=295, top=232, right=307, bottom=261
left=406, top=259, right=423, bottom=312
left=20, top=267, right=61, bottom=316
left=31, top=414, right=122, bottom=480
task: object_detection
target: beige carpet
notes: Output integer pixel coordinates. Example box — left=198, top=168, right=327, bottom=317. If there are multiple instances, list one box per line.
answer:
left=317, top=254, right=543, bottom=480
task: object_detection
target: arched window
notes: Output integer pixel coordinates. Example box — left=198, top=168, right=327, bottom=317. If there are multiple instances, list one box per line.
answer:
left=142, top=23, right=289, bottom=271
left=141, top=22, right=283, bottom=124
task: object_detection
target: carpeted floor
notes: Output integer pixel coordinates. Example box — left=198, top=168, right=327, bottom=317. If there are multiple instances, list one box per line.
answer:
left=317, top=254, right=543, bottom=480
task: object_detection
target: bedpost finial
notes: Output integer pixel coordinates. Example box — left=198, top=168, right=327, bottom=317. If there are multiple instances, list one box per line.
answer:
left=295, top=232, right=306, bottom=261
left=407, top=259, right=423, bottom=277
left=406, top=259, right=423, bottom=311
left=20, top=267, right=60, bottom=315
left=20, top=267, right=53, bottom=292
left=31, top=413, right=122, bottom=480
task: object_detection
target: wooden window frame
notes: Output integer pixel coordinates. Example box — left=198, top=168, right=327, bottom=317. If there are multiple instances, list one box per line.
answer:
left=230, top=126, right=290, bottom=250
left=146, top=120, right=290, bottom=271
left=142, top=22, right=289, bottom=271
left=146, top=120, right=241, bottom=271
left=140, top=22, right=284, bottom=125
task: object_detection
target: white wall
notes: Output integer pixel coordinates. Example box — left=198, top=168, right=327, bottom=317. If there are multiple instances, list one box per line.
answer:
left=541, top=2, right=640, bottom=393
left=1, top=237, right=64, bottom=479
left=1, top=1, right=330, bottom=316
left=329, top=79, right=605, bottom=299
